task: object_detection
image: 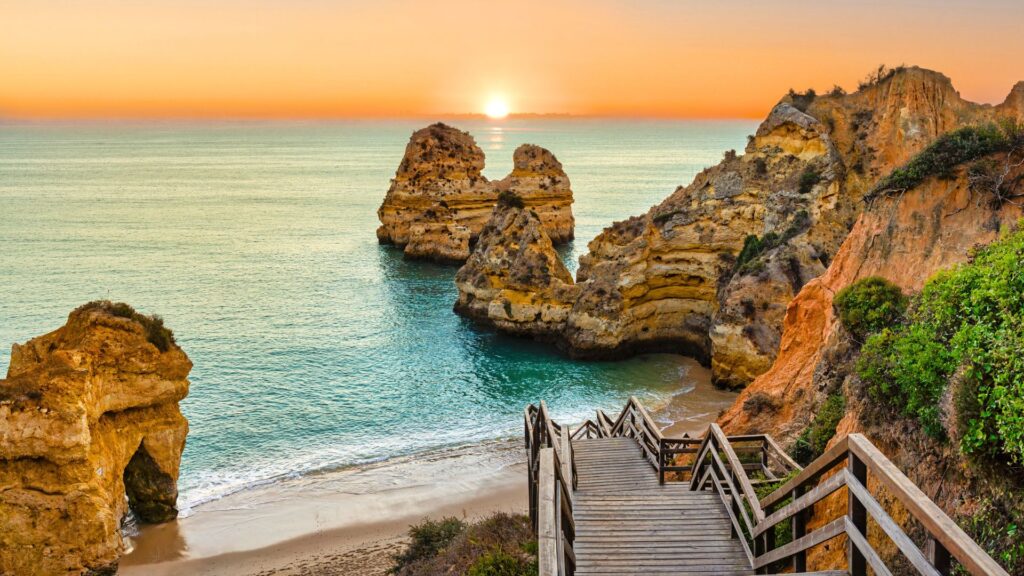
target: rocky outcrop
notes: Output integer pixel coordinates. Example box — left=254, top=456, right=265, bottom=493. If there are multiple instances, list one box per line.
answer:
left=717, top=144, right=1024, bottom=568
left=0, top=302, right=191, bottom=575
left=454, top=199, right=577, bottom=338
left=377, top=123, right=574, bottom=262
left=455, top=68, right=1023, bottom=386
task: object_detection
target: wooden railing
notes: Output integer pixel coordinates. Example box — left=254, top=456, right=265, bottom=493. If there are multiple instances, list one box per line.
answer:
left=692, top=428, right=1010, bottom=576
left=569, top=396, right=793, bottom=484
left=524, top=402, right=576, bottom=576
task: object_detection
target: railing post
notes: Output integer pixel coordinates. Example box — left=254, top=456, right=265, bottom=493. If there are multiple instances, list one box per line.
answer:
left=560, top=433, right=573, bottom=505
left=538, top=448, right=559, bottom=576
left=848, top=452, right=868, bottom=576
left=792, top=484, right=807, bottom=572
left=658, top=439, right=665, bottom=485
left=927, top=536, right=952, bottom=575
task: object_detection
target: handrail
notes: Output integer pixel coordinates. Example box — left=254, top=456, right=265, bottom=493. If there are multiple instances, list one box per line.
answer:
left=529, top=397, right=1008, bottom=575
left=536, top=447, right=576, bottom=576
left=693, top=429, right=1010, bottom=576
left=561, top=397, right=796, bottom=485
left=525, top=403, right=576, bottom=576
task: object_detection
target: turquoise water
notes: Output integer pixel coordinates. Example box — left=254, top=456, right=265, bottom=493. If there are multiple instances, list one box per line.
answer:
left=0, top=119, right=754, bottom=509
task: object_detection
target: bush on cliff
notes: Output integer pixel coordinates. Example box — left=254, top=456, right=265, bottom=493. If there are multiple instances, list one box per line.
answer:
left=791, top=393, right=846, bottom=466
left=393, top=513, right=537, bottom=576
left=869, top=120, right=1024, bottom=199
left=834, top=276, right=908, bottom=341
left=798, top=167, right=821, bottom=194
left=856, top=225, right=1024, bottom=462
left=497, top=190, right=525, bottom=209
left=76, top=300, right=176, bottom=352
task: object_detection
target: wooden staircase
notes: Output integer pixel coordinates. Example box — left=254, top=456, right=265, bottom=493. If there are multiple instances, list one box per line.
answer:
left=573, top=437, right=751, bottom=575
left=525, top=398, right=1010, bottom=576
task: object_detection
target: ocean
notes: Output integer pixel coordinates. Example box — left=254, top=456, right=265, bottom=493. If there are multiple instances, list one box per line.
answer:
left=0, top=118, right=755, bottom=512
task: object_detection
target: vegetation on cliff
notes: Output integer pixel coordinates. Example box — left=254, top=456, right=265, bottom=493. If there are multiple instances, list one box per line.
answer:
left=833, top=276, right=908, bottom=341
left=392, top=513, right=537, bottom=576
left=790, top=393, right=846, bottom=465
left=856, top=225, right=1024, bottom=463
left=76, top=300, right=177, bottom=352
left=869, top=120, right=1024, bottom=200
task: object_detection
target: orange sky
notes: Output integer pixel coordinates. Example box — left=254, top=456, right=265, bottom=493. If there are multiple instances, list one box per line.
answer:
left=2, top=0, right=1023, bottom=119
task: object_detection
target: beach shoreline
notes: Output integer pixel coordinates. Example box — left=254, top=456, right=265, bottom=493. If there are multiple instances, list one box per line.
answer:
left=120, top=362, right=733, bottom=575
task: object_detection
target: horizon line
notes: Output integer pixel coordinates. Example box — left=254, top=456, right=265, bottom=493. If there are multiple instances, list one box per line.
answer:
left=0, top=112, right=765, bottom=123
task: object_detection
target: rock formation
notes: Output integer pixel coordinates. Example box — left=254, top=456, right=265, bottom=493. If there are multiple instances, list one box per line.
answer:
left=377, top=123, right=574, bottom=262
left=454, top=197, right=577, bottom=338
left=454, top=68, right=1024, bottom=387
left=0, top=301, right=191, bottom=575
left=718, top=133, right=1024, bottom=571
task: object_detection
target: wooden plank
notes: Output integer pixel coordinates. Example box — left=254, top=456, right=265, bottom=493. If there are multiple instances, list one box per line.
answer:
left=844, top=516, right=893, bottom=576
left=708, top=471, right=755, bottom=565
left=754, top=468, right=847, bottom=537
left=847, top=435, right=1009, bottom=576
left=846, top=469, right=942, bottom=576
left=761, top=435, right=849, bottom=509
left=537, top=448, right=559, bottom=576
left=753, top=516, right=846, bottom=569
left=711, top=424, right=765, bottom=523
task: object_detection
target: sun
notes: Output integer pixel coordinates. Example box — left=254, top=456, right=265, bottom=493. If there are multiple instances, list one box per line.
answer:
left=484, top=98, right=509, bottom=119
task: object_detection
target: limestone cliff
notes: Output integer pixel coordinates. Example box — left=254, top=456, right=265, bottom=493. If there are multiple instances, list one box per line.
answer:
left=718, top=148, right=1024, bottom=571
left=377, top=123, right=574, bottom=262
left=0, top=302, right=191, bottom=575
left=458, top=68, right=1023, bottom=386
left=454, top=198, right=577, bottom=338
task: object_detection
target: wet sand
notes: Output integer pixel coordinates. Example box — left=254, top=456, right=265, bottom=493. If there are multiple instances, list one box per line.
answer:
left=120, top=361, right=735, bottom=575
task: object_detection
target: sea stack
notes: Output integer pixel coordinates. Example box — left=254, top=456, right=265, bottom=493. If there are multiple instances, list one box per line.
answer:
left=454, top=193, right=578, bottom=338
left=377, top=123, right=574, bottom=262
left=0, top=302, right=191, bottom=575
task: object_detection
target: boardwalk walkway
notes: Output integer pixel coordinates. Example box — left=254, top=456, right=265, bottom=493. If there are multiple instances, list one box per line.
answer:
left=573, top=437, right=752, bottom=575
left=526, top=397, right=1010, bottom=576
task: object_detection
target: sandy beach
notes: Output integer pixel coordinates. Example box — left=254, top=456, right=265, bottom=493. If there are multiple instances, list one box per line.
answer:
left=119, top=440, right=529, bottom=576
left=120, top=361, right=733, bottom=575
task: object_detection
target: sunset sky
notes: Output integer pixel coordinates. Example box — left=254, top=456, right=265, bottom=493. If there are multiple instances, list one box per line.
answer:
left=3, top=0, right=1023, bottom=119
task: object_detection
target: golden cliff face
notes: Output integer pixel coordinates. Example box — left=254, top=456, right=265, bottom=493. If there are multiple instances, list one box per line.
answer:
left=466, top=68, right=1022, bottom=383
left=718, top=150, right=1024, bottom=572
left=583, top=67, right=1019, bottom=381
left=0, top=302, right=191, bottom=575
left=454, top=201, right=577, bottom=337
left=377, top=123, right=574, bottom=262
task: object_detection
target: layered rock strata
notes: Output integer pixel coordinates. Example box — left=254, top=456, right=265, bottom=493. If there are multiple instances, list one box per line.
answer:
left=377, top=123, right=574, bottom=262
left=0, top=302, right=191, bottom=575
left=454, top=68, right=1024, bottom=386
left=719, top=143, right=1024, bottom=572
left=454, top=200, right=577, bottom=337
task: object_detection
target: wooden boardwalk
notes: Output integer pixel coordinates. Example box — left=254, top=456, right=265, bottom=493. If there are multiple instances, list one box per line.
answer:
left=572, top=437, right=753, bottom=575
left=526, top=398, right=1010, bottom=576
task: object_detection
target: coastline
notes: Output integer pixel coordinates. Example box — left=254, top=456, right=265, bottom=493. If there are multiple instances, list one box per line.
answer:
left=120, top=439, right=527, bottom=575
left=121, top=360, right=733, bottom=575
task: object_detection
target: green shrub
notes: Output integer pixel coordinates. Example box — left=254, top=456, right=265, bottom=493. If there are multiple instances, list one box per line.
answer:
left=791, top=393, right=846, bottom=465
left=467, top=549, right=536, bottom=576
left=497, top=190, right=525, bottom=209
left=834, top=276, right=908, bottom=340
left=652, top=208, right=684, bottom=224
left=76, top=300, right=176, bottom=352
left=798, top=168, right=821, bottom=194
left=392, top=517, right=466, bottom=571
left=788, top=88, right=816, bottom=113
left=858, top=64, right=906, bottom=90
left=856, top=225, right=1024, bottom=460
left=869, top=121, right=1024, bottom=199
left=393, top=513, right=536, bottom=576
left=734, top=213, right=811, bottom=276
